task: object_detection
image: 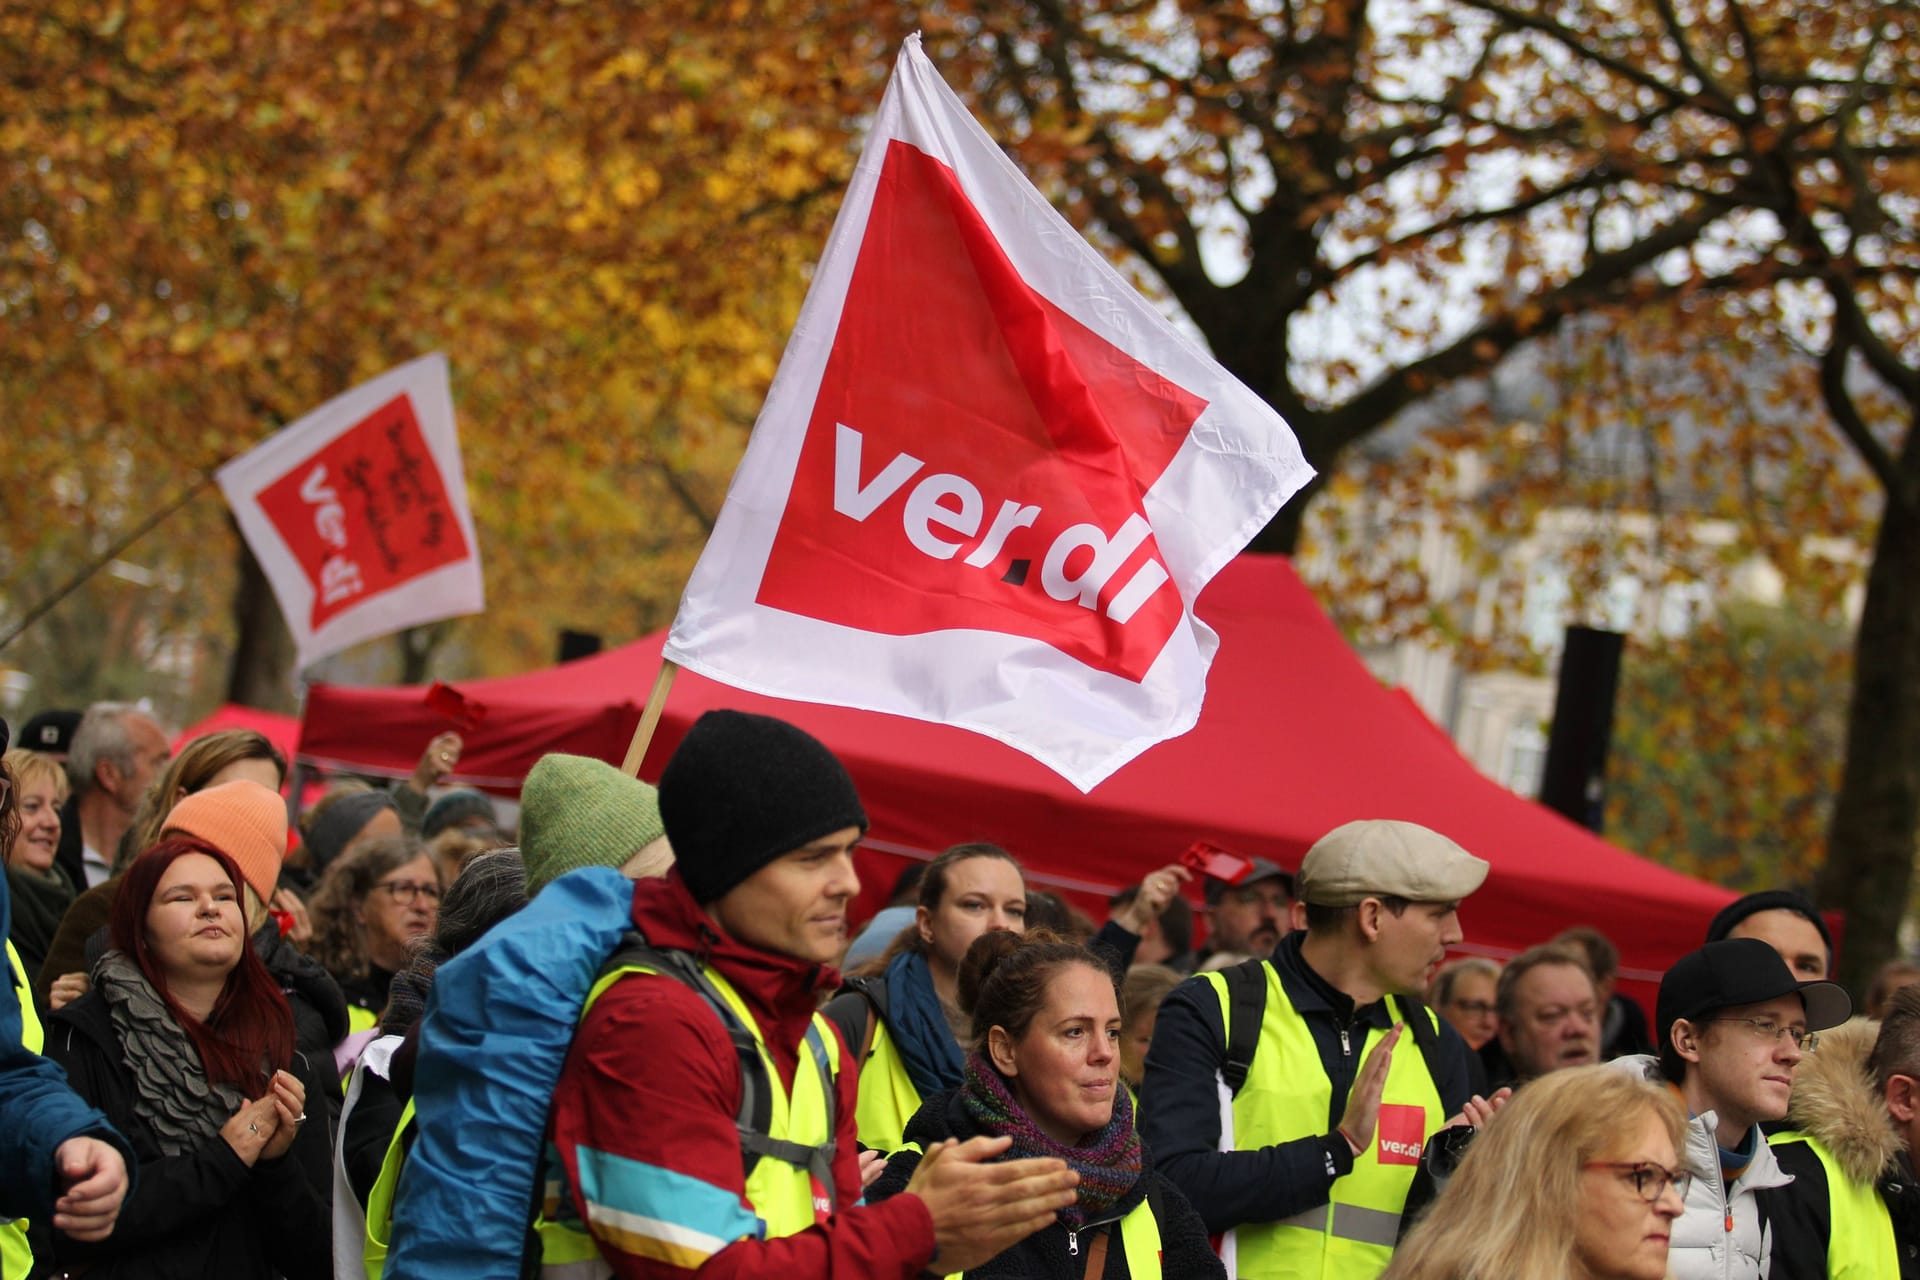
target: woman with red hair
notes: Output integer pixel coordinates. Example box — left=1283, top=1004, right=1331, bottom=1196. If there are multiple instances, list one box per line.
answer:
left=43, top=836, right=330, bottom=1279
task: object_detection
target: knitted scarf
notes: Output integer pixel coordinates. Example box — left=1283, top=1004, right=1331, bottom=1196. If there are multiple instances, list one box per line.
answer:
left=885, top=950, right=966, bottom=1098
left=962, top=1052, right=1143, bottom=1230
left=93, top=950, right=247, bottom=1157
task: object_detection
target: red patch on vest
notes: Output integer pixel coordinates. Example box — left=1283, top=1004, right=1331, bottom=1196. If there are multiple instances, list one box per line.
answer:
left=1375, top=1104, right=1426, bottom=1166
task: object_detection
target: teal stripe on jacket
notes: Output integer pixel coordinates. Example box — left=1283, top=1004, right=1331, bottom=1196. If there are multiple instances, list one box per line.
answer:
left=574, top=1144, right=766, bottom=1248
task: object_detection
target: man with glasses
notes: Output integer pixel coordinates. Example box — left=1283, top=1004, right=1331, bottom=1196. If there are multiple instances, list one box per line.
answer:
left=1611, top=936, right=1850, bottom=1280
left=1197, top=857, right=1295, bottom=969
left=1768, top=982, right=1920, bottom=1277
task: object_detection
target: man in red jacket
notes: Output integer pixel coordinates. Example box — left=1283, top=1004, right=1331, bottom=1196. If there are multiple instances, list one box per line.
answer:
left=549, top=709, right=1078, bottom=1278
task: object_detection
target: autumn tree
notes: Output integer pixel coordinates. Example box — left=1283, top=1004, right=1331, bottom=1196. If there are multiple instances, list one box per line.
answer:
left=1299, top=299, right=1867, bottom=899
left=909, top=0, right=1918, bottom=987
left=0, top=0, right=889, bottom=701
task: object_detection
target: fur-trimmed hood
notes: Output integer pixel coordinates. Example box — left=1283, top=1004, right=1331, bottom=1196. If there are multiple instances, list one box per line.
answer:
left=1786, top=1016, right=1902, bottom=1185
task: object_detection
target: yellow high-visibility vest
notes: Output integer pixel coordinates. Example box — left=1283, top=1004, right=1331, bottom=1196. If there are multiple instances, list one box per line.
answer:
left=1769, top=1131, right=1898, bottom=1278
left=1200, top=963, right=1443, bottom=1279
left=3, top=941, right=43, bottom=1280
left=852, top=1016, right=923, bottom=1153
left=542, top=958, right=840, bottom=1270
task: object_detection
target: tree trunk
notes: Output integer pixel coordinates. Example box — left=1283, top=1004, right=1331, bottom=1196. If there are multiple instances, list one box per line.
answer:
left=1816, top=493, right=1920, bottom=994
left=396, top=621, right=450, bottom=685
left=223, top=527, right=297, bottom=711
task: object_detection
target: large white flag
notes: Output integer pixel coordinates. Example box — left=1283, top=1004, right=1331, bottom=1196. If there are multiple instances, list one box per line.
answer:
left=664, top=37, right=1313, bottom=790
left=216, top=353, right=484, bottom=671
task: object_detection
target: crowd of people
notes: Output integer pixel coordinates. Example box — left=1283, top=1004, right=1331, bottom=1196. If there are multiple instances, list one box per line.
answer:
left=4, top=700, right=1919, bottom=1279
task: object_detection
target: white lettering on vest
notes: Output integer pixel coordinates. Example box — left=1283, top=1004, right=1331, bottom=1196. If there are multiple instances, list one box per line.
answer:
left=830, top=423, right=1169, bottom=622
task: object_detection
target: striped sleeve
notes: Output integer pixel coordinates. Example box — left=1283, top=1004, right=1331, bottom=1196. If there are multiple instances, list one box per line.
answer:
left=549, top=972, right=935, bottom=1280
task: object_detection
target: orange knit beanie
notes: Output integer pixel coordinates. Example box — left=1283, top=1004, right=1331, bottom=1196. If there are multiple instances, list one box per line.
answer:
left=160, top=779, right=289, bottom=904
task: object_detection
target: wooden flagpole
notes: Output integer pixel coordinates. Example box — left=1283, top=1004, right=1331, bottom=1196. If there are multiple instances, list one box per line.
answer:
left=621, top=659, right=681, bottom=776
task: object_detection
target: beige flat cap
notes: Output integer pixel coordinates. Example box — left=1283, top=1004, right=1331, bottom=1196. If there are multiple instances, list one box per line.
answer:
left=1296, top=820, right=1489, bottom=906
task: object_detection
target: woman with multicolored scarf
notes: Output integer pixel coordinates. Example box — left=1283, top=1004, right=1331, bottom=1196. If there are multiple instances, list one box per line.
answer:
left=868, top=929, right=1221, bottom=1278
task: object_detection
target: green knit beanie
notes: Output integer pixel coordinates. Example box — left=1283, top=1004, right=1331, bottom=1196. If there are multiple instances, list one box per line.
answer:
left=519, top=753, right=666, bottom=895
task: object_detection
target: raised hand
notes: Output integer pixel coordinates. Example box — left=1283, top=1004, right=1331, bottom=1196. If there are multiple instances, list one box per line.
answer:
left=260, top=1069, right=308, bottom=1161
left=1336, top=1023, right=1403, bottom=1152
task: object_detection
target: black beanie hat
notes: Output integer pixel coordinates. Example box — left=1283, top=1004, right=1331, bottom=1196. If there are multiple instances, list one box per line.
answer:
left=660, top=710, right=868, bottom=904
left=1705, top=890, right=1834, bottom=957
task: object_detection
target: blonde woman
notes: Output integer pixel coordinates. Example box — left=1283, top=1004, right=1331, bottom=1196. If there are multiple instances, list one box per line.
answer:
left=1384, top=1065, right=1686, bottom=1280
left=3, top=748, right=75, bottom=983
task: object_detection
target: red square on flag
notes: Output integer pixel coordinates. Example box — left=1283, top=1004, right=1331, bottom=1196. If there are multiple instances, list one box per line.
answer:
left=255, top=393, right=472, bottom=630
left=755, top=140, right=1208, bottom=684
left=1375, top=1104, right=1427, bottom=1167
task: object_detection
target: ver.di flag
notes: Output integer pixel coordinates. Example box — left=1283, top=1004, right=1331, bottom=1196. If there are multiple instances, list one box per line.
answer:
left=664, top=36, right=1313, bottom=791
left=216, top=353, right=484, bottom=671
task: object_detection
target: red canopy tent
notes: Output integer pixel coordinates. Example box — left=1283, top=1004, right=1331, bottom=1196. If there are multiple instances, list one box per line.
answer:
left=172, top=703, right=302, bottom=760
left=296, top=555, right=1732, bottom=998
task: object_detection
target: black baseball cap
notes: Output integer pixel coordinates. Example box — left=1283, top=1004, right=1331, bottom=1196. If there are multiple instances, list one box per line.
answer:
left=1657, top=938, right=1851, bottom=1047
left=1204, top=857, right=1293, bottom=906
left=20, top=709, right=82, bottom=755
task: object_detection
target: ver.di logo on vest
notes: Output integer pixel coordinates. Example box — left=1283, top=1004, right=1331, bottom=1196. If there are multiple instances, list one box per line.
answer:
left=1374, top=1103, right=1426, bottom=1167
left=755, top=140, right=1209, bottom=685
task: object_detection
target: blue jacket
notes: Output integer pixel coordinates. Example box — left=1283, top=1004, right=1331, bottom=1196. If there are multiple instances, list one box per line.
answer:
left=385, top=867, right=635, bottom=1280
left=0, top=870, right=130, bottom=1221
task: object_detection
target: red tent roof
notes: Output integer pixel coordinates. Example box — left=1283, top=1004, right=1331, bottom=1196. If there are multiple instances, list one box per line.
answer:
left=173, top=703, right=302, bottom=761
left=297, top=555, right=1731, bottom=988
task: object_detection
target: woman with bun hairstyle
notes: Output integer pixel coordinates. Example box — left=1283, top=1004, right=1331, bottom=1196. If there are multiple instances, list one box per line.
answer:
left=44, top=836, right=331, bottom=1279
left=868, top=929, right=1223, bottom=1278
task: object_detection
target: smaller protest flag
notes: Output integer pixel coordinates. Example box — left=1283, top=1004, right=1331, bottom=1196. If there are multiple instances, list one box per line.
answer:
left=216, top=353, right=484, bottom=671
left=662, top=36, right=1313, bottom=791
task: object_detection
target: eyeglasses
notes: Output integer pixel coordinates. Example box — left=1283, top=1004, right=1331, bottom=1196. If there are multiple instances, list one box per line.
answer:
left=372, top=881, right=441, bottom=905
left=1447, top=999, right=1496, bottom=1017
left=1586, top=1161, right=1692, bottom=1203
left=1708, top=1017, right=1818, bottom=1051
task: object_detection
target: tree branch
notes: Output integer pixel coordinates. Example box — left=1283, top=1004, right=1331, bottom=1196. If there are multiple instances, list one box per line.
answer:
left=1819, top=339, right=1913, bottom=509
left=1322, top=202, right=1731, bottom=444
left=1648, top=0, right=1744, bottom=116
left=1454, top=0, right=1704, bottom=112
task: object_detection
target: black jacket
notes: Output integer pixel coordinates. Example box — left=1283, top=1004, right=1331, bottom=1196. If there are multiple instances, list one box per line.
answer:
left=870, top=1087, right=1222, bottom=1280
left=43, top=989, right=333, bottom=1280
left=253, top=924, right=351, bottom=1063
left=52, top=793, right=86, bottom=903
left=1138, top=931, right=1477, bottom=1236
